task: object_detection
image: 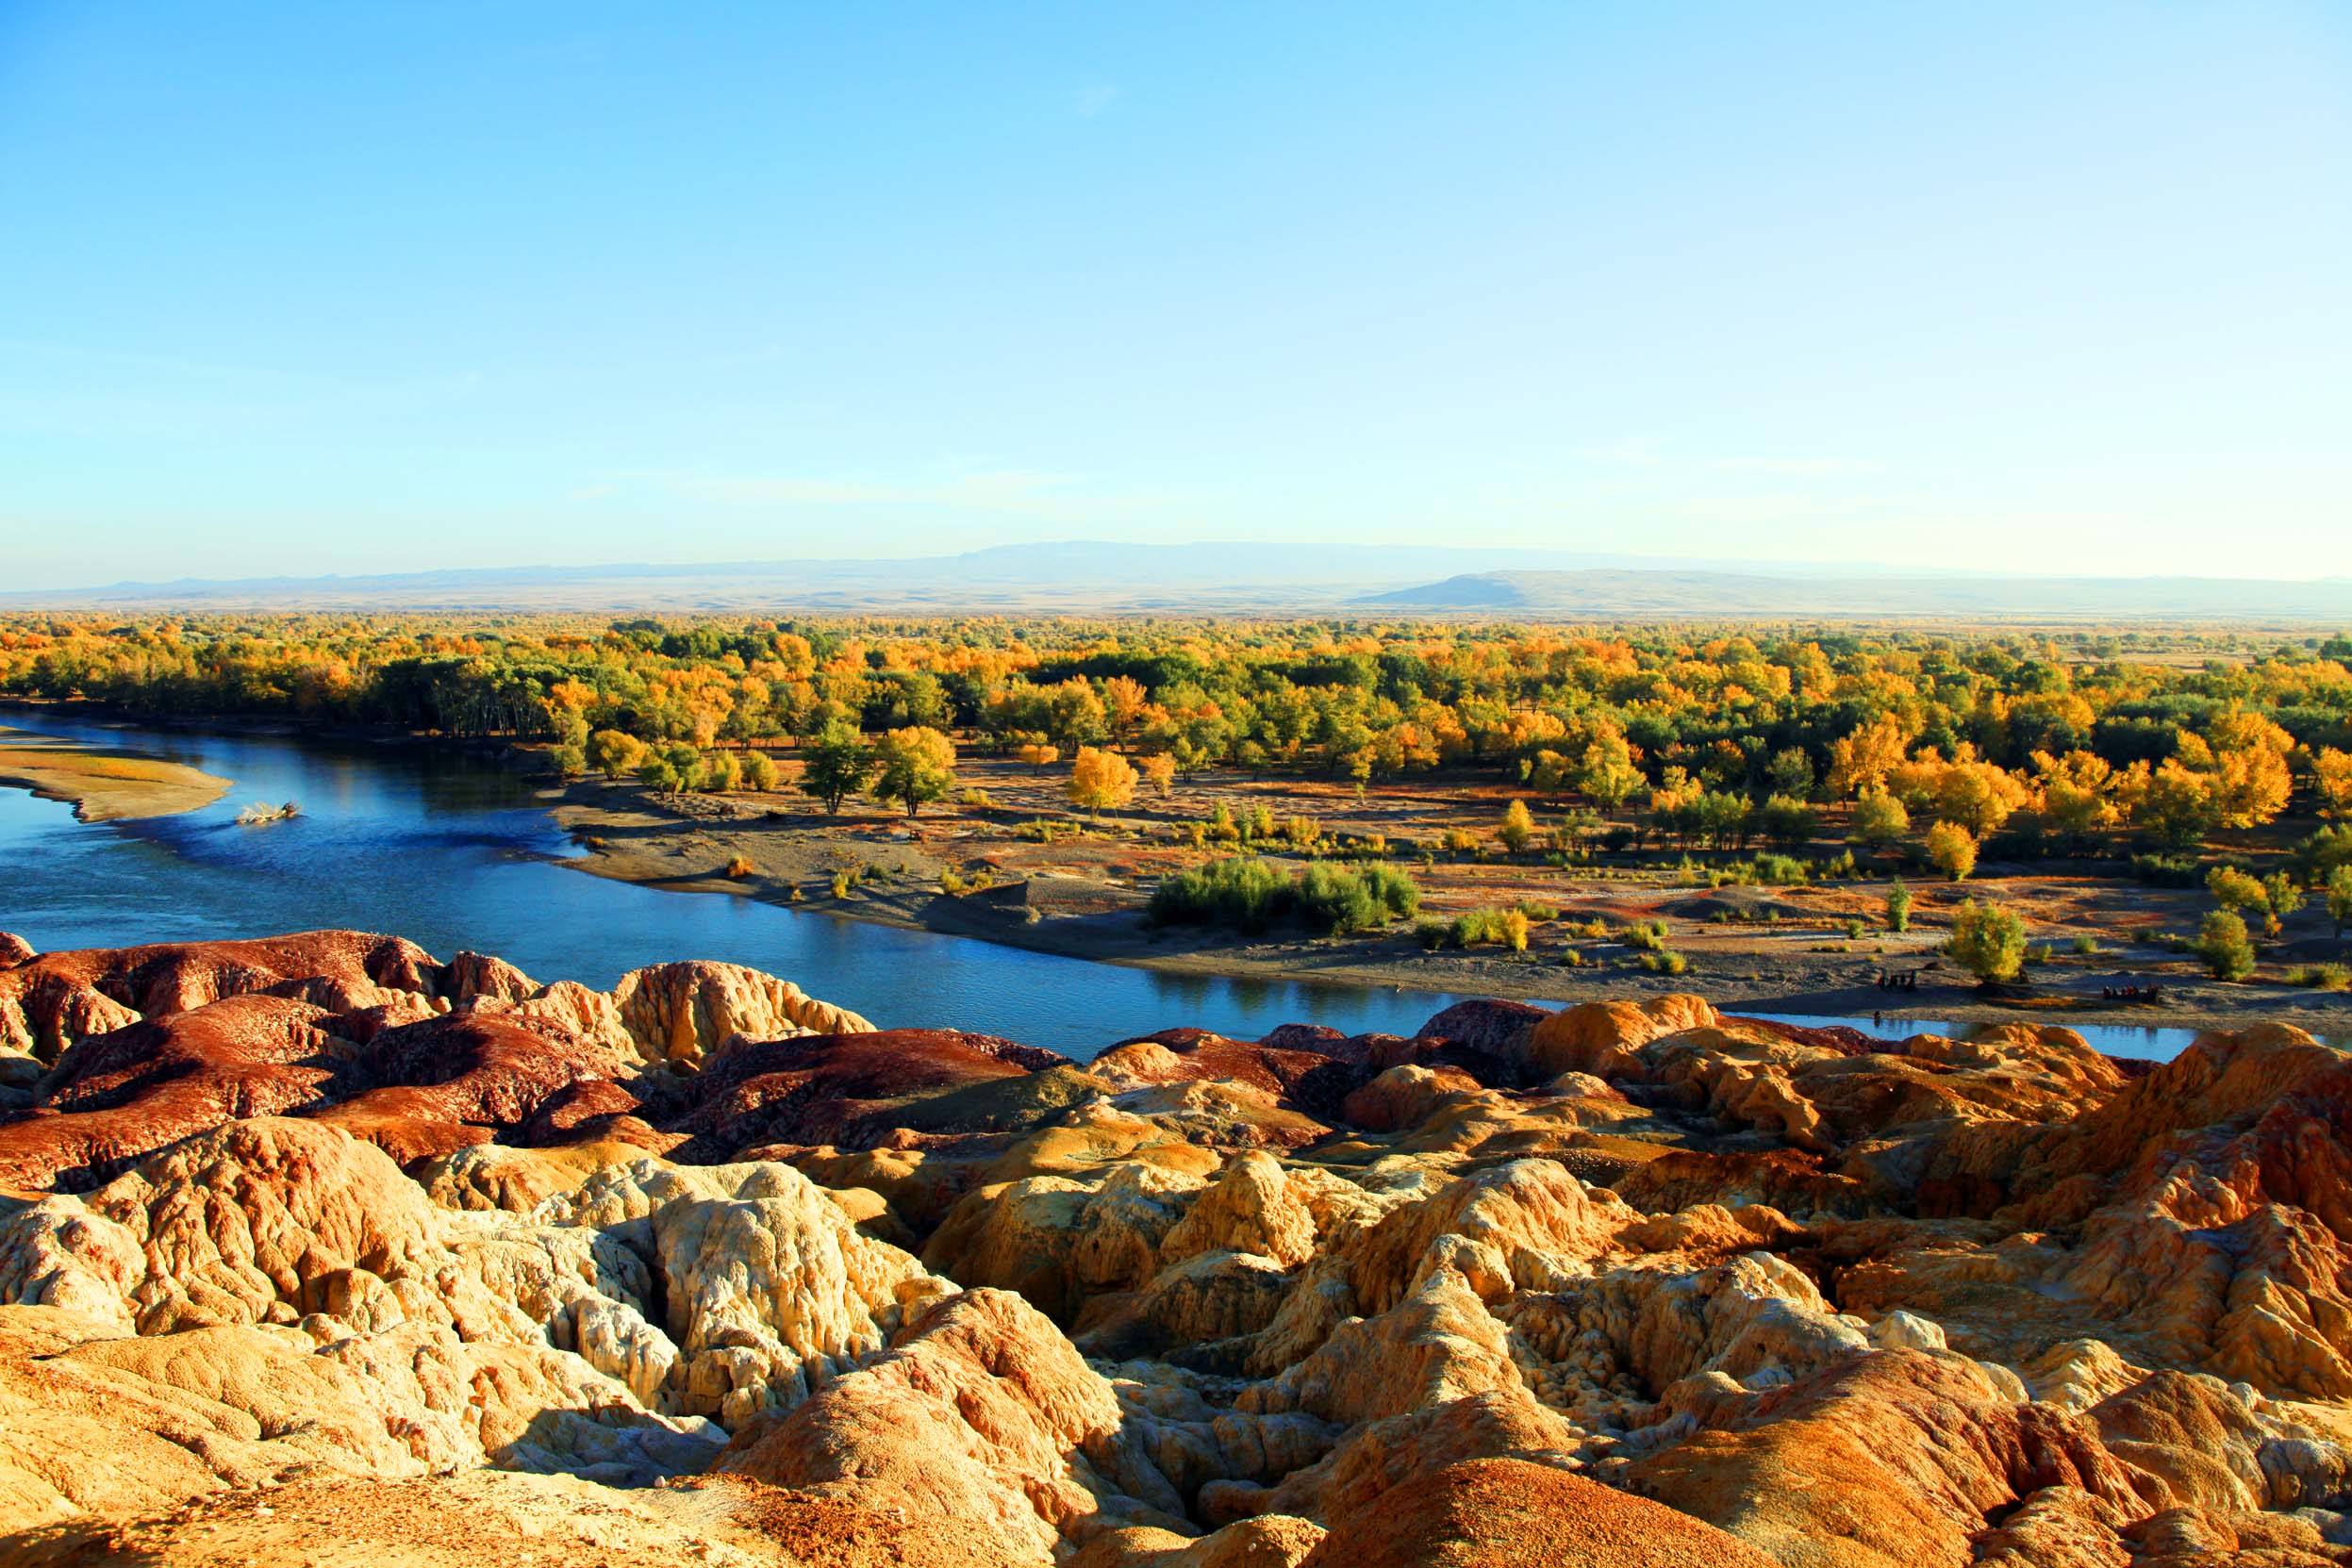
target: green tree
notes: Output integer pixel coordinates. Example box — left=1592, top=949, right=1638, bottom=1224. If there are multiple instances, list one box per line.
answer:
left=798, top=720, right=875, bottom=815
left=1946, top=900, right=2026, bottom=983
left=872, top=725, right=957, bottom=817
left=2328, top=864, right=2352, bottom=938
left=1759, top=793, right=1818, bottom=850
left=740, top=751, right=778, bottom=792
left=2192, top=909, right=2256, bottom=981
left=1765, top=746, right=1814, bottom=798
left=1885, top=879, right=1913, bottom=933
left=635, top=753, right=681, bottom=792
left=2261, top=871, right=2305, bottom=922
left=1850, top=788, right=1911, bottom=850
left=2206, top=865, right=2267, bottom=915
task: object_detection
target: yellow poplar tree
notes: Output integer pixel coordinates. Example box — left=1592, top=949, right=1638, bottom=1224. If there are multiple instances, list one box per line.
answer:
left=1068, top=746, right=1138, bottom=817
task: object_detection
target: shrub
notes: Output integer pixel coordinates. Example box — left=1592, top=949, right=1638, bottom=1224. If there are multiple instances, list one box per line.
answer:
left=1885, top=879, right=1913, bottom=933
left=1637, top=949, right=1688, bottom=975
left=1446, top=907, right=1530, bottom=951
left=2206, top=865, right=2267, bottom=914
left=1292, top=863, right=1381, bottom=935
left=2262, top=871, right=2305, bottom=922
left=2297, top=824, right=2352, bottom=883
left=1750, top=853, right=1808, bottom=886
left=1361, top=863, right=1423, bottom=921
left=957, top=787, right=997, bottom=809
left=1621, top=919, right=1670, bottom=952
left=2288, top=963, right=2350, bottom=992
left=1442, top=827, right=1482, bottom=855
left=1149, top=856, right=1287, bottom=932
left=1151, top=857, right=1420, bottom=936
left=1416, top=918, right=1450, bottom=950
left=1516, top=900, right=1560, bottom=922
left=2131, top=852, right=2201, bottom=888
left=829, top=869, right=854, bottom=900
left=1499, top=800, right=1534, bottom=853
left=1851, top=788, right=1910, bottom=849
left=2071, top=933, right=2101, bottom=956
left=1946, top=900, right=2026, bottom=983
left=2192, top=910, right=2256, bottom=981
left=723, top=855, right=754, bottom=880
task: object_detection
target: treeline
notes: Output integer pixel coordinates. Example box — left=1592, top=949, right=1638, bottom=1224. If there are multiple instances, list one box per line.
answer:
left=5, top=613, right=2352, bottom=856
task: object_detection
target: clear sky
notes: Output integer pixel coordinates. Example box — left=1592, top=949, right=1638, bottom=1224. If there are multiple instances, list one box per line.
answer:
left=3, top=1, right=2347, bottom=589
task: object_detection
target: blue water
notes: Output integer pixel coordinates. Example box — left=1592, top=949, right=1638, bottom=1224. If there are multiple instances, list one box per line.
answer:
left=0, top=714, right=1505, bottom=1058
left=0, top=714, right=2238, bottom=1062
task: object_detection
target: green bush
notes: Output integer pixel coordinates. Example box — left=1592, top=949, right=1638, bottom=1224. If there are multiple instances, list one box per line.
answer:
left=1447, top=907, right=1530, bottom=951
left=1148, top=856, right=1287, bottom=932
left=2287, top=963, right=2350, bottom=992
left=1636, top=949, right=1688, bottom=975
left=2192, top=910, right=2256, bottom=982
left=1885, top=879, right=1913, bottom=933
left=2071, top=933, right=2101, bottom=956
left=1150, top=857, right=1420, bottom=936
left=1621, top=919, right=1670, bottom=952
left=2298, top=825, right=2352, bottom=883
left=2131, top=852, right=2200, bottom=888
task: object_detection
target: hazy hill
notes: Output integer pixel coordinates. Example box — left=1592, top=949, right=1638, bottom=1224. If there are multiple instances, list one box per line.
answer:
left=4, top=541, right=2341, bottom=622
left=1359, top=569, right=2352, bottom=622
left=4, top=541, right=1913, bottom=614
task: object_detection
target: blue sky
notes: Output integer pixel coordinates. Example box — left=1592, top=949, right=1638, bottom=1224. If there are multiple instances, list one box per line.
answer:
left=3, top=1, right=2347, bottom=589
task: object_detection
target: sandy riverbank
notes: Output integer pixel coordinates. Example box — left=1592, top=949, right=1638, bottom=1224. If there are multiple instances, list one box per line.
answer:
left=552, top=781, right=2352, bottom=1041
left=0, top=727, right=234, bottom=821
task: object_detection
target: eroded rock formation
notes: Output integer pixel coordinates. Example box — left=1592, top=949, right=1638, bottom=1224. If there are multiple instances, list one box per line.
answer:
left=5, top=927, right=2352, bottom=1566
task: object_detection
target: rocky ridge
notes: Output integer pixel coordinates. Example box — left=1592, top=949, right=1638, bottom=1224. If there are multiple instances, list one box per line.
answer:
left=4, top=928, right=2352, bottom=1565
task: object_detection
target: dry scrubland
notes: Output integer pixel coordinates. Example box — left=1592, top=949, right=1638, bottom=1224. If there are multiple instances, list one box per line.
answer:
left=555, top=751, right=2352, bottom=1035
left=4, top=928, right=2352, bottom=1566
left=4, top=612, right=2350, bottom=1032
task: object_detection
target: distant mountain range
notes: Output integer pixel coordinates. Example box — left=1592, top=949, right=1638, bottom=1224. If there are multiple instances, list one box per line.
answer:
left=5, top=541, right=2344, bottom=622
left=1358, top=569, right=2352, bottom=621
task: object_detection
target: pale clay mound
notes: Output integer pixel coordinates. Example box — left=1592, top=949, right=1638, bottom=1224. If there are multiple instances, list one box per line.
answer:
left=4, top=932, right=2352, bottom=1564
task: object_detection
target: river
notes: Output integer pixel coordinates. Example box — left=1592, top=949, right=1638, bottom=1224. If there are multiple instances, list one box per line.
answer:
left=0, top=713, right=2220, bottom=1061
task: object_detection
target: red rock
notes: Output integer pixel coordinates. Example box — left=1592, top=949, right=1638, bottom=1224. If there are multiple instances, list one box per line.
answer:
left=1305, top=1457, right=1777, bottom=1568
left=0, top=993, right=339, bottom=1190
